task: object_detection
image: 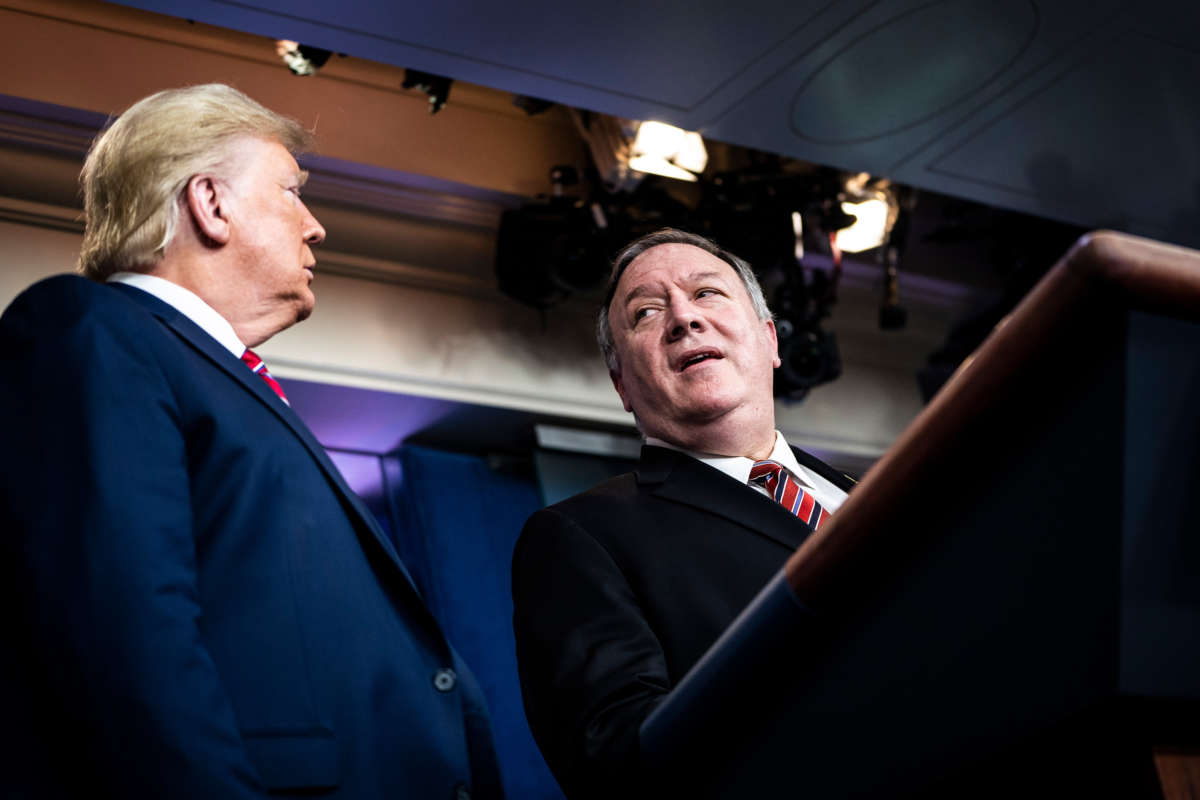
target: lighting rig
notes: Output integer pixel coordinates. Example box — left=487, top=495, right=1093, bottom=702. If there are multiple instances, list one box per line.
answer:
left=495, top=141, right=912, bottom=401
left=494, top=166, right=616, bottom=312
left=699, top=167, right=853, bottom=401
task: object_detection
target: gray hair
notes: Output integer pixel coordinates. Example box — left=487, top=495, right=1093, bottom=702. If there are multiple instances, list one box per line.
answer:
left=596, top=228, right=773, bottom=372
left=79, top=83, right=315, bottom=281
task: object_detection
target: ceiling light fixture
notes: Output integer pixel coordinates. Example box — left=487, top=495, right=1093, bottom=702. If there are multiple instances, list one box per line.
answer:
left=402, top=68, right=453, bottom=114
left=628, top=121, right=708, bottom=182
left=275, top=40, right=332, bottom=76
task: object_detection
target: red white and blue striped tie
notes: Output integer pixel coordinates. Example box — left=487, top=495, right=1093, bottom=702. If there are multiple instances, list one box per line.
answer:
left=241, top=349, right=289, bottom=405
left=749, top=459, right=830, bottom=532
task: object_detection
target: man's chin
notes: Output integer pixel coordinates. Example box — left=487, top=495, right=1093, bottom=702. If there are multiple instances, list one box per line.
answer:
left=294, top=290, right=315, bottom=322
left=641, top=400, right=739, bottom=437
left=679, top=393, right=742, bottom=420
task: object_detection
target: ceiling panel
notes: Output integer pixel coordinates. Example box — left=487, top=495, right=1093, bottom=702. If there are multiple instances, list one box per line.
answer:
left=701, top=0, right=1124, bottom=179
left=926, top=28, right=1200, bottom=241
left=111, top=0, right=1200, bottom=248
left=788, top=0, right=1038, bottom=144
left=237, top=0, right=840, bottom=110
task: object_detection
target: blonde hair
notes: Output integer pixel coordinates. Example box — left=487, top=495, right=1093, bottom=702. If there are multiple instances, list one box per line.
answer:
left=78, top=84, right=315, bottom=280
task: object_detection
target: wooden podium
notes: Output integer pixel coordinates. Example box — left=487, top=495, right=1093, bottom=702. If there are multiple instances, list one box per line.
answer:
left=640, top=231, right=1200, bottom=798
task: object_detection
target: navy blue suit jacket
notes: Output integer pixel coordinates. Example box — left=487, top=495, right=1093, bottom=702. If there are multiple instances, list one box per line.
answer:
left=0, top=276, right=502, bottom=799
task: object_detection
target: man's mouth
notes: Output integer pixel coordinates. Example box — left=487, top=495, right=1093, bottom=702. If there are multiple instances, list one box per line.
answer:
left=677, top=349, right=722, bottom=372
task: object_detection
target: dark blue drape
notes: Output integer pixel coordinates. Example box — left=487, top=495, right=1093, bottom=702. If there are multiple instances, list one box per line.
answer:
left=387, top=445, right=564, bottom=800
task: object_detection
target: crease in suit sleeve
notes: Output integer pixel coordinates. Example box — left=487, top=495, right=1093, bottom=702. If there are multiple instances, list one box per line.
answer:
left=512, top=506, right=670, bottom=798
left=0, top=299, right=269, bottom=799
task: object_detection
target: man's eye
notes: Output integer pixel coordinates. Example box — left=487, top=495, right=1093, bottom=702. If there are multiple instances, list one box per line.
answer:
left=697, top=288, right=720, bottom=298
left=633, top=307, right=658, bottom=321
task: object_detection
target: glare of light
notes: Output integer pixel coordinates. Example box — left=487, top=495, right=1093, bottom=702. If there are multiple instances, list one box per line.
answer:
left=628, top=155, right=698, bottom=182
left=792, top=211, right=805, bottom=261
left=837, top=195, right=891, bottom=253
left=673, top=131, right=708, bottom=174
left=629, top=121, right=707, bottom=181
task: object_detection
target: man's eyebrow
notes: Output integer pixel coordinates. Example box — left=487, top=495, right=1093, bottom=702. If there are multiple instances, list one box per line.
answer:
left=619, top=269, right=731, bottom=305
left=621, top=283, right=656, bottom=305
left=688, top=269, right=730, bottom=284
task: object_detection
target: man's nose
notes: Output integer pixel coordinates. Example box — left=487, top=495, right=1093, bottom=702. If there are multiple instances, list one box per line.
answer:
left=302, top=203, right=326, bottom=246
left=666, top=302, right=704, bottom=340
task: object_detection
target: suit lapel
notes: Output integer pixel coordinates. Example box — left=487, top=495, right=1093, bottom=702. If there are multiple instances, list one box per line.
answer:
left=636, top=445, right=814, bottom=551
left=112, top=283, right=419, bottom=592
left=792, top=446, right=858, bottom=493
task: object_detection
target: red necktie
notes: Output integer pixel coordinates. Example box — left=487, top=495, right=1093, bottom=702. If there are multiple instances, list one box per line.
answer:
left=241, top=349, right=289, bottom=404
left=749, top=459, right=830, bottom=532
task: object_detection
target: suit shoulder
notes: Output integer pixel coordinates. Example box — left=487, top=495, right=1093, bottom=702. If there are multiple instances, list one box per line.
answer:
left=4, top=274, right=149, bottom=330
left=515, top=471, right=645, bottom=563
left=517, top=468, right=635, bottom=530
left=1, top=275, right=171, bottom=381
left=541, top=470, right=642, bottom=517
left=11, top=273, right=112, bottom=304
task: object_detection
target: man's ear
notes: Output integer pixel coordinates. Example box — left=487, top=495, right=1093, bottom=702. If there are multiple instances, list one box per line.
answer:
left=609, top=368, right=634, bottom=413
left=184, top=174, right=232, bottom=245
left=765, top=318, right=782, bottom=369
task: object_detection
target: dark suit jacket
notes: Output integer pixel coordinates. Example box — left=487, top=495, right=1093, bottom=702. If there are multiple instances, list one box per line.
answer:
left=511, top=444, right=854, bottom=798
left=0, top=276, right=502, bottom=799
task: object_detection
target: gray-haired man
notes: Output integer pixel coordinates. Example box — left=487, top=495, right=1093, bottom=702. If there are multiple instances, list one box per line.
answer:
left=512, top=228, right=855, bottom=798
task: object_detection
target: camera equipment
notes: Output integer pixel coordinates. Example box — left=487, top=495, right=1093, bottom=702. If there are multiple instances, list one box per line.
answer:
left=495, top=166, right=613, bottom=310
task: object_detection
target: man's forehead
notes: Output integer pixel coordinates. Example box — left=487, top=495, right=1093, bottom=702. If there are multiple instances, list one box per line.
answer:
left=228, top=135, right=299, bottom=171
left=617, top=244, right=736, bottom=296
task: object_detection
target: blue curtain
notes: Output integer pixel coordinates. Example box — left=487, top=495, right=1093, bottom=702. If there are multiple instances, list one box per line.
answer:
left=387, top=445, right=563, bottom=800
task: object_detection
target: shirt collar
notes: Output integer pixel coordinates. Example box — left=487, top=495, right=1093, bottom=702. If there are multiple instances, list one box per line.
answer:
left=108, top=271, right=246, bottom=358
left=645, top=431, right=847, bottom=511
left=646, top=430, right=808, bottom=486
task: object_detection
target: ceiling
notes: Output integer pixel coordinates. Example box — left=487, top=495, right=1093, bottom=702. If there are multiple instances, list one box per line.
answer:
left=111, top=0, right=1199, bottom=251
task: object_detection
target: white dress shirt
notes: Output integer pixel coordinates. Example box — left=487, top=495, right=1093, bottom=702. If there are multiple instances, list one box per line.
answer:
left=645, top=430, right=848, bottom=513
left=108, top=272, right=246, bottom=358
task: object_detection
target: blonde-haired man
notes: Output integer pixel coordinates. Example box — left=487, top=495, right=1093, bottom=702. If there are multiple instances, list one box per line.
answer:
left=0, top=85, right=502, bottom=800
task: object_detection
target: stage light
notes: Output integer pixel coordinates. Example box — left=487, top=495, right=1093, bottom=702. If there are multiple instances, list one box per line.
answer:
left=402, top=69, right=453, bottom=114
left=628, top=121, right=707, bottom=182
left=513, top=95, right=555, bottom=116
left=775, top=323, right=842, bottom=401
left=494, top=166, right=614, bottom=310
left=632, top=121, right=683, bottom=158
left=627, top=156, right=697, bottom=182
left=792, top=211, right=805, bottom=262
left=275, top=40, right=331, bottom=76
left=836, top=192, right=892, bottom=253
left=673, top=131, right=708, bottom=174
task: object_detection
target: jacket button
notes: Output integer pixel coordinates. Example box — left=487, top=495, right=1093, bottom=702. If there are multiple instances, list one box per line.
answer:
left=433, top=667, right=457, bottom=692
left=454, top=784, right=471, bottom=800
